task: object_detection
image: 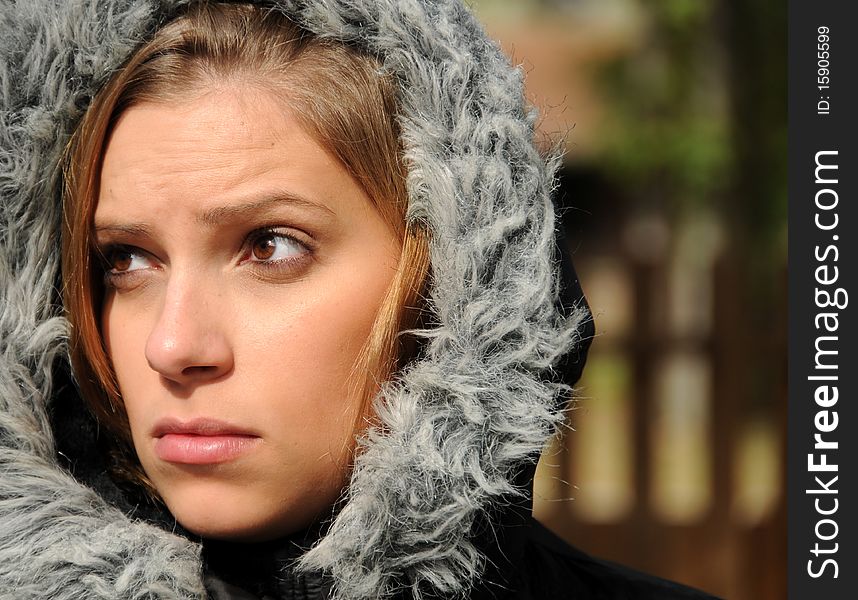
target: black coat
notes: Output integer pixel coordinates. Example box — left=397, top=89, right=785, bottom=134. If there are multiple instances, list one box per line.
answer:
left=202, top=517, right=718, bottom=599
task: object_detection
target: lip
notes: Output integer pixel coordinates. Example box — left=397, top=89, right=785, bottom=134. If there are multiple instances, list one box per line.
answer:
left=152, top=417, right=258, bottom=438
left=152, top=417, right=261, bottom=465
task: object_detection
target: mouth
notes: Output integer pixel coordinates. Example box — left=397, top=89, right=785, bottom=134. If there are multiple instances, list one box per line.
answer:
left=152, top=418, right=261, bottom=465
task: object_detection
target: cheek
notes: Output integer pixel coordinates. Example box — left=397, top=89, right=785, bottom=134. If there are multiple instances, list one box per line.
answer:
left=237, top=261, right=394, bottom=414
left=230, top=255, right=398, bottom=481
left=101, top=294, right=158, bottom=417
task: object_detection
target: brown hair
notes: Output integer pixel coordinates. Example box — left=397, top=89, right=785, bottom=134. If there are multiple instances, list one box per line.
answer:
left=62, top=2, right=429, bottom=488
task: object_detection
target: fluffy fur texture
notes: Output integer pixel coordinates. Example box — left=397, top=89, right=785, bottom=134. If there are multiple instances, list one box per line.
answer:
left=0, top=0, right=590, bottom=598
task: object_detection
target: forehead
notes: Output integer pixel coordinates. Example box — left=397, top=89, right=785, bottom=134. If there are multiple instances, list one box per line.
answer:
left=94, top=87, right=356, bottom=222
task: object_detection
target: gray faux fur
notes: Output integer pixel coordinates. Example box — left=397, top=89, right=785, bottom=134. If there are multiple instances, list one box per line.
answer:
left=0, top=0, right=589, bottom=598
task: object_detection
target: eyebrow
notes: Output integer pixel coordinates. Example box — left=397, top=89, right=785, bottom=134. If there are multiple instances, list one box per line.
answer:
left=94, top=191, right=335, bottom=235
left=93, top=223, right=153, bottom=238
left=195, top=192, right=336, bottom=227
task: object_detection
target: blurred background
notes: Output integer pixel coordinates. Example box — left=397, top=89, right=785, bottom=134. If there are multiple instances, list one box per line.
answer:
left=470, top=0, right=787, bottom=598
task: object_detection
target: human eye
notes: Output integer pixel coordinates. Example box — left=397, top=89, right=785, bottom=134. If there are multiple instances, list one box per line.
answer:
left=98, top=245, right=157, bottom=289
left=240, top=227, right=312, bottom=271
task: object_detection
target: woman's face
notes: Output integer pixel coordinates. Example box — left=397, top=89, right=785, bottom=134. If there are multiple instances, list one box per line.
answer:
left=95, top=87, right=400, bottom=541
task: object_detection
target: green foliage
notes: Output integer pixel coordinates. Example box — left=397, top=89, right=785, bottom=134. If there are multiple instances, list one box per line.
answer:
left=659, top=0, right=708, bottom=30
left=596, top=0, right=730, bottom=212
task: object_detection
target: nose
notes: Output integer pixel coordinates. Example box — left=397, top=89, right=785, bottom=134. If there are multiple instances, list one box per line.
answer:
left=145, top=276, right=234, bottom=386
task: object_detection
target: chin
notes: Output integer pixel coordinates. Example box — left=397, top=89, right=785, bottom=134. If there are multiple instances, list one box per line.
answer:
left=157, top=478, right=307, bottom=542
left=153, top=471, right=345, bottom=542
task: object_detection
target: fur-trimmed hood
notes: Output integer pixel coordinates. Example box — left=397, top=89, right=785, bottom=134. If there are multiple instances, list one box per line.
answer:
left=0, top=1, right=591, bottom=598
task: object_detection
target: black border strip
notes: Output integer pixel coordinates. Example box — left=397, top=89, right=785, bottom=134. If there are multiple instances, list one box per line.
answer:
left=788, top=2, right=857, bottom=597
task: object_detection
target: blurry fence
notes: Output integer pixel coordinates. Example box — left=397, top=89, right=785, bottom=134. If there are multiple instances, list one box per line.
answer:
left=534, top=193, right=787, bottom=599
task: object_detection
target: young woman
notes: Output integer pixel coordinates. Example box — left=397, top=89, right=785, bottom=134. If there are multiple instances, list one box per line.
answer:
left=0, top=1, right=716, bottom=598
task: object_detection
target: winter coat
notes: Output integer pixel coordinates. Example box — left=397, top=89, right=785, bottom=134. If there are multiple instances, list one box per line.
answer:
left=0, top=0, right=717, bottom=598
